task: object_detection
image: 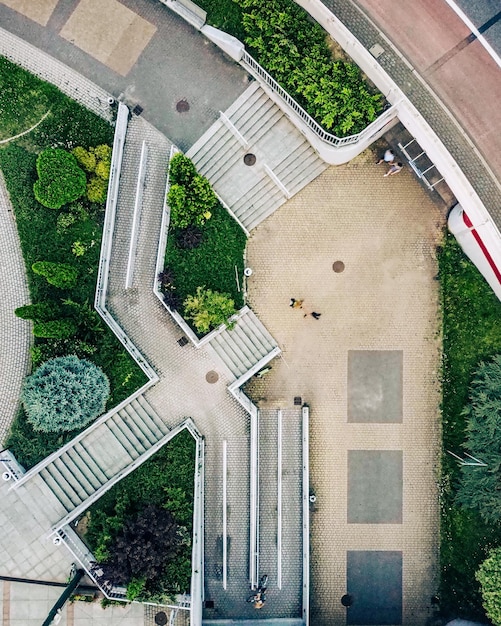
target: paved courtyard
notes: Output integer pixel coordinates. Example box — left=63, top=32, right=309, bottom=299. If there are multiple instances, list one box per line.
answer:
left=245, top=152, right=444, bottom=625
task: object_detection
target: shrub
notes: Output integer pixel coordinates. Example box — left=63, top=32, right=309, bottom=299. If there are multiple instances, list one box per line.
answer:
left=175, top=225, right=203, bottom=250
left=184, top=286, right=236, bottom=334
left=95, top=159, right=110, bottom=180
left=72, top=146, right=97, bottom=173
left=231, top=0, right=383, bottom=136
left=167, top=155, right=217, bottom=229
left=32, top=260, right=78, bottom=289
left=93, top=144, right=112, bottom=163
left=33, top=148, right=86, bottom=209
left=33, top=318, right=78, bottom=339
left=476, top=548, right=501, bottom=625
left=456, top=354, right=501, bottom=525
left=86, top=175, right=108, bottom=203
left=168, top=153, right=197, bottom=187
left=15, top=302, right=61, bottom=321
left=21, top=355, right=110, bottom=433
left=98, top=504, right=187, bottom=588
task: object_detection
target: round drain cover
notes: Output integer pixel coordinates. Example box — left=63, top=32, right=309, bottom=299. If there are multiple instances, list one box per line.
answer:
left=206, top=370, right=219, bottom=384
left=243, top=153, right=256, bottom=166
left=333, top=260, right=345, bottom=273
left=341, top=594, right=353, bottom=607
left=155, top=612, right=168, bottom=626
left=176, top=99, right=190, bottom=113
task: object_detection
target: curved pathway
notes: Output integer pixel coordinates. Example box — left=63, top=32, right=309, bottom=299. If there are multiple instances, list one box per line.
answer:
left=0, top=172, right=31, bottom=446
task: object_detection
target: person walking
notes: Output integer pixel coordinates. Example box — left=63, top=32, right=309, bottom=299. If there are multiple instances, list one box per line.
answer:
left=289, top=298, right=303, bottom=309
left=303, top=310, right=321, bottom=320
left=376, top=149, right=395, bottom=165
left=383, top=162, right=403, bottom=177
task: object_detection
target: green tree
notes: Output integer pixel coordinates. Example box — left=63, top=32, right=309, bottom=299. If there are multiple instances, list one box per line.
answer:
left=32, top=260, right=78, bottom=288
left=33, top=148, right=86, bottom=209
left=476, top=547, right=501, bottom=625
left=86, top=176, right=108, bottom=203
left=457, top=354, right=501, bottom=524
left=98, top=504, right=188, bottom=592
left=184, top=286, right=236, bottom=334
left=21, top=355, right=110, bottom=433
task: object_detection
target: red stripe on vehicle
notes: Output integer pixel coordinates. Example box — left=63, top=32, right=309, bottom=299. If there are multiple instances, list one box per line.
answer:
left=463, top=210, right=501, bottom=284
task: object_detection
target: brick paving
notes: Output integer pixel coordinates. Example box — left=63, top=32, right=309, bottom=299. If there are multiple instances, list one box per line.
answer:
left=245, top=150, right=443, bottom=625
left=0, top=172, right=31, bottom=446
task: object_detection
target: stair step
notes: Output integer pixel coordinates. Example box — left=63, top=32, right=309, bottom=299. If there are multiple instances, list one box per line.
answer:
left=111, top=413, right=150, bottom=456
left=53, top=456, right=94, bottom=499
left=106, top=416, right=142, bottom=461
left=40, top=466, right=81, bottom=511
left=65, top=448, right=103, bottom=491
left=73, top=441, right=110, bottom=483
left=210, top=335, right=249, bottom=377
left=120, top=403, right=160, bottom=445
left=130, top=397, right=168, bottom=438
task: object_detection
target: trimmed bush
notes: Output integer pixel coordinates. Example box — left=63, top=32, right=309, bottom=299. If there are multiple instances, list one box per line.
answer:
left=184, top=286, right=236, bottom=334
left=15, top=302, right=61, bottom=321
left=476, top=548, right=501, bottom=625
left=32, top=260, right=78, bottom=289
left=21, top=355, right=110, bottom=433
left=33, top=319, right=78, bottom=339
left=72, top=146, right=97, bottom=173
left=168, top=153, right=198, bottom=187
left=86, top=175, right=108, bottom=203
left=33, top=148, right=86, bottom=209
left=167, top=154, right=217, bottom=229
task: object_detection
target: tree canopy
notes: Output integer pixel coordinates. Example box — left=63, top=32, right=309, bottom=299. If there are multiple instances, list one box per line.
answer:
left=21, top=355, right=109, bottom=433
left=457, top=354, right=501, bottom=524
left=476, top=547, right=501, bottom=625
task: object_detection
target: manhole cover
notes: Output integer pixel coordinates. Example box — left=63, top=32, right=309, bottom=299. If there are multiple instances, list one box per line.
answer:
left=243, top=153, right=256, bottom=166
left=341, top=594, right=353, bottom=607
left=155, top=612, right=168, bottom=626
left=333, top=260, right=345, bottom=273
left=206, top=370, right=219, bottom=384
left=176, top=99, right=190, bottom=113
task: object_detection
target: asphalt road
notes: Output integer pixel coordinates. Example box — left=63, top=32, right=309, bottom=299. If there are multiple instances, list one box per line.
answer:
left=445, top=0, right=501, bottom=64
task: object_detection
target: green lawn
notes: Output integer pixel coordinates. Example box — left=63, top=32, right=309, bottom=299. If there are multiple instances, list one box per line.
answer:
left=439, top=232, right=501, bottom=620
left=0, top=58, right=147, bottom=468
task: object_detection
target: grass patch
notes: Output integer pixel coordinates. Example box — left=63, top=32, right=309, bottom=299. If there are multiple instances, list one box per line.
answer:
left=439, top=232, right=501, bottom=620
left=0, top=58, right=147, bottom=468
left=82, top=428, right=196, bottom=601
left=164, top=201, right=247, bottom=313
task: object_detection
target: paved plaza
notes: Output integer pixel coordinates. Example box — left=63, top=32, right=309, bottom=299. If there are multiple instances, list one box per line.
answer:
left=0, top=0, right=499, bottom=624
left=245, top=157, right=443, bottom=624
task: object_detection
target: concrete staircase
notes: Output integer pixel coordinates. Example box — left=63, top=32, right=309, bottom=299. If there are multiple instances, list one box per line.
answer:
left=207, top=306, right=280, bottom=380
left=15, top=395, right=169, bottom=521
left=187, top=82, right=327, bottom=232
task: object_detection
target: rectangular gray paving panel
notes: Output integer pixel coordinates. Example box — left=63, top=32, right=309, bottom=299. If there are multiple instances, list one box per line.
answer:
left=348, top=350, right=403, bottom=423
left=346, top=550, right=402, bottom=625
left=348, top=450, right=403, bottom=524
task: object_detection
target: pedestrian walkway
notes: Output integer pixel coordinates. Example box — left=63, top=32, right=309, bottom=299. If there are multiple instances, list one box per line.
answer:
left=245, top=151, right=442, bottom=625
left=0, top=172, right=31, bottom=445
left=0, top=0, right=247, bottom=150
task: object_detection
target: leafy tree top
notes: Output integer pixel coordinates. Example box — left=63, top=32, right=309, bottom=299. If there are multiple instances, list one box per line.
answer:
left=33, top=148, right=86, bottom=209
left=184, top=286, right=236, bottom=334
left=21, top=355, right=110, bottom=433
left=476, top=547, right=501, bottom=625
